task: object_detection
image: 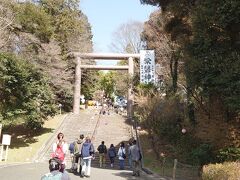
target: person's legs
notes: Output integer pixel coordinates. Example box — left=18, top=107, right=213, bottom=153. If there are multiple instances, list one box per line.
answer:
left=136, top=160, right=141, bottom=176
left=132, top=160, right=137, bottom=175
left=99, top=153, right=103, bottom=167
left=79, top=158, right=83, bottom=175
left=85, top=159, right=91, bottom=176
left=132, top=160, right=141, bottom=176
left=70, top=154, right=75, bottom=171
left=103, top=154, right=106, bottom=167
left=129, top=155, right=132, bottom=169
left=81, top=159, right=87, bottom=176
left=110, top=157, right=114, bottom=167
left=73, top=155, right=79, bottom=171
left=119, top=160, right=124, bottom=170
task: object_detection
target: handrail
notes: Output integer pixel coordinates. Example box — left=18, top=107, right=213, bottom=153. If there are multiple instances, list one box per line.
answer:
left=90, top=107, right=103, bottom=141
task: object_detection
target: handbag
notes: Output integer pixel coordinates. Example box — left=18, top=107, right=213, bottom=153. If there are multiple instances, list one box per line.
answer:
left=121, top=148, right=126, bottom=159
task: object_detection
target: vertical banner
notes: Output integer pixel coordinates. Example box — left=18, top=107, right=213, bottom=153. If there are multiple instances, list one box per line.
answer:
left=140, top=50, right=155, bottom=84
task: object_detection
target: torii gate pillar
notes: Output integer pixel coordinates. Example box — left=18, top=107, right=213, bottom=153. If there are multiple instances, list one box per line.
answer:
left=127, top=57, right=134, bottom=120
left=73, top=57, right=81, bottom=114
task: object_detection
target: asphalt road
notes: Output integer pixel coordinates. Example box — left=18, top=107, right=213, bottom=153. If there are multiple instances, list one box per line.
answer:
left=0, top=162, right=154, bottom=180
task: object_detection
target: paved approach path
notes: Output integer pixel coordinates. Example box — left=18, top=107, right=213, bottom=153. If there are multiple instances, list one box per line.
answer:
left=0, top=162, right=164, bottom=180
left=0, top=107, right=165, bottom=180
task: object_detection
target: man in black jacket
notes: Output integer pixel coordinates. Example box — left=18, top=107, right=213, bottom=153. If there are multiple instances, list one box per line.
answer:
left=97, top=141, right=107, bottom=168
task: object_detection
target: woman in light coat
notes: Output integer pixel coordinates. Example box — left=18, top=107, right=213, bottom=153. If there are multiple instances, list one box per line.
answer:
left=117, top=142, right=126, bottom=170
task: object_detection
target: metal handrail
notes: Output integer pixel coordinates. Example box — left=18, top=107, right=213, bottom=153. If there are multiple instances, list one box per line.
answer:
left=90, top=107, right=103, bottom=141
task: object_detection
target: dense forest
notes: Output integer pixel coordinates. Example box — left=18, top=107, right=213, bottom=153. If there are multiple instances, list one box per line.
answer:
left=0, top=0, right=95, bottom=129
left=136, top=0, right=240, bottom=174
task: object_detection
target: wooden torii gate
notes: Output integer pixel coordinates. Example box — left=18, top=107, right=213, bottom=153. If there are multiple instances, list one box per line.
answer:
left=72, top=52, right=140, bottom=120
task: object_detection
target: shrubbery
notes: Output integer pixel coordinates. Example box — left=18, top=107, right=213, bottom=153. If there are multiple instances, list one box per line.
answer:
left=188, top=143, right=213, bottom=166
left=135, top=85, right=216, bottom=166
left=202, top=162, right=240, bottom=180
left=216, top=147, right=240, bottom=162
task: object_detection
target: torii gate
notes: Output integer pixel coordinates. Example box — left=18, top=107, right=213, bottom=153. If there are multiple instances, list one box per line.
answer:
left=72, top=52, right=140, bottom=120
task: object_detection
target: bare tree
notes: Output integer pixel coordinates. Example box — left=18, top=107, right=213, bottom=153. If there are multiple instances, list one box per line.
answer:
left=142, top=10, right=186, bottom=93
left=0, top=1, right=14, bottom=49
left=142, top=11, right=173, bottom=79
left=110, top=20, right=144, bottom=53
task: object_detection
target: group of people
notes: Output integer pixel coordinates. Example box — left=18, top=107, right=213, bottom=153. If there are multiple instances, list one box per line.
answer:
left=97, top=140, right=142, bottom=177
left=41, top=132, right=142, bottom=179
left=41, top=132, right=95, bottom=179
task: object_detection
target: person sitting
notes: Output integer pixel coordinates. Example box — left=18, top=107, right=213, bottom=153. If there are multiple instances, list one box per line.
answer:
left=41, top=158, right=70, bottom=180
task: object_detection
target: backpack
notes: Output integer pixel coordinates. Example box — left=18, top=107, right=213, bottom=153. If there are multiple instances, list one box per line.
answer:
left=108, top=148, right=116, bottom=158
left=51, top=146, right=64, bottom=161
left=41, top=172, right=62, bottom=180
left=81, top=143, right=94, bottom=158
left=98, top=144, right=107, bottom=153
left=69, top=142, right=75, bottom=154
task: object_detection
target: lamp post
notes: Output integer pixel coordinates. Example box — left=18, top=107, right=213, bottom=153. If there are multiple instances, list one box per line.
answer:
left=58, top=104, right=62, bottom=114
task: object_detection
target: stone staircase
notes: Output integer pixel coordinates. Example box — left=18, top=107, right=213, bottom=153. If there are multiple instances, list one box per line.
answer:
left=36, top=108, right=100, bottom=163
left=36, top=107, right=134, bottom=170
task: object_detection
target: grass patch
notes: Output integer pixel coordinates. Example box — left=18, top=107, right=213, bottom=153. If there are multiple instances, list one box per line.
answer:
left=0, top=114, right=66, bottom=163
left=140, top=131, right=164, bottom=174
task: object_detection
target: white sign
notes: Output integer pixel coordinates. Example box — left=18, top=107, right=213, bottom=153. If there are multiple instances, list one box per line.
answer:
left=140, top=50, right=155, bottom=84
left=2, top=134, right=11, bottom=145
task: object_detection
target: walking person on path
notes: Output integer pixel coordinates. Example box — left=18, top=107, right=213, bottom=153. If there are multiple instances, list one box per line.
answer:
left=52, top=132, right=68, bottom=172
left=117, top=142, right=126, bottom=170
left=80, top=136, right=95, bottom=178
left=129, top=140, right=141, bottom=177
left=108, top=144, right=116, bottom=168
left=41, top=157, right=70, bottom=180
left=69, top=138, right=78, bottom=172
left=69, top=134, right=85, bottom=174
left=128, top=141, right=133, bottom=169
left=77, top=134, right=85, bottom=175
left=97, top=141, right=107, bottom=168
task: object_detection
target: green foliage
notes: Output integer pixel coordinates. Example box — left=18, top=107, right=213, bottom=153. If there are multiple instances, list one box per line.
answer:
left=40, top=0, right=83, bottom=55
left=111, top=68, right=128, bottom=97
left=137, top=83, right=158, bottom=95
left=140, top=0, right=240, bottom=168
left=202, top=162, right=240, bottom=180
left=15, top=2, right=53, bottom=42
left=0, top=53, right=56, bottom=129
left=216, top=147, right=240, bottom=162
left=10, top=0, right=93, bottom=111
left=186, top=0, right=240, bottom=113
left=189, top=144, right=213, bottom=166
left=98, top=72, right=115, bottom=98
